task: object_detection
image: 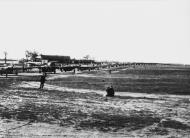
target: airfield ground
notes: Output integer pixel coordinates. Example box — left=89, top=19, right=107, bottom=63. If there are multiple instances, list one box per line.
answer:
left=0, top=65, right=190, bottom=138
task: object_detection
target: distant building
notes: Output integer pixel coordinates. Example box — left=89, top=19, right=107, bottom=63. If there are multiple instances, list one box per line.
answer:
left=40, top=54, right=71, bottom=64
left=71, top=59, right=95, bottom=65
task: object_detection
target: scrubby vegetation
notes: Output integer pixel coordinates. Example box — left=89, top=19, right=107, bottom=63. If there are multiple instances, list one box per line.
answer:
left=0, top=65, right=190, bottom=137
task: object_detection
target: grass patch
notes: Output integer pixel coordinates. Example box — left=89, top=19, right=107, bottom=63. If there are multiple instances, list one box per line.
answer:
left=78, top=113, right=160, bottom=132
left=0, top=99, right=161, bottom=132
left=159, top=119, right=190, bottom=130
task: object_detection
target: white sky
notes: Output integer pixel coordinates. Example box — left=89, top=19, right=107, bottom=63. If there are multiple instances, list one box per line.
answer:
left=0, top=0, right=190, bottom=64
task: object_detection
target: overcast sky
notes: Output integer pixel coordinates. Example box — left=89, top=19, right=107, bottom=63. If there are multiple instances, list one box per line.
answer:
left=0, top=0, right=189, bottom=64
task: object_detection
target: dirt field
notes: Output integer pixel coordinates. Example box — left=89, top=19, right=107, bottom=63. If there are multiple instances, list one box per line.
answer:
left=0, top=65, right=190, bottom=138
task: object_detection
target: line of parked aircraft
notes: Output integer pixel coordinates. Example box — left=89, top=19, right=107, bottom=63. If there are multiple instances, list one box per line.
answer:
left=0, top=60, right=126, bottom=77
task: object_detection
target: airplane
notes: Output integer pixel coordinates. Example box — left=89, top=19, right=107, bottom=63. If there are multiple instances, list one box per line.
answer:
left=0, top=64, right=20, bottom=76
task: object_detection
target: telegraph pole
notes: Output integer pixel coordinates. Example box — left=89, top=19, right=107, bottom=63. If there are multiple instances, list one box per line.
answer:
left=4, top=51, right=7, bottom=64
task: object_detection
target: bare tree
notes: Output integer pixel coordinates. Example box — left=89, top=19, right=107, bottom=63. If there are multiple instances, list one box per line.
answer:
left=25, top=50, right=39, bottom=61
left=83, top=55, right=90, bottom=60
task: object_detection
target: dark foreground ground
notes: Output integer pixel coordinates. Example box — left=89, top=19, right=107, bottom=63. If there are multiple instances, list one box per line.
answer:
left=0, top=65, right=190, bottom=137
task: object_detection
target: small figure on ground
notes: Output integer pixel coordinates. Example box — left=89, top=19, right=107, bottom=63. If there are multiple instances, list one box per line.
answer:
left=109, top=69, right=111, bottom=74
left=73, top=68, right=76, bottom=74
left=106, top=85, right=115, bottom=97
left=40, top=73, right=47, bottom=89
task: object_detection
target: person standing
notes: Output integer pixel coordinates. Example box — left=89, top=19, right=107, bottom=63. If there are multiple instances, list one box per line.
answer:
left=40, top=73, right=47, bottom=89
